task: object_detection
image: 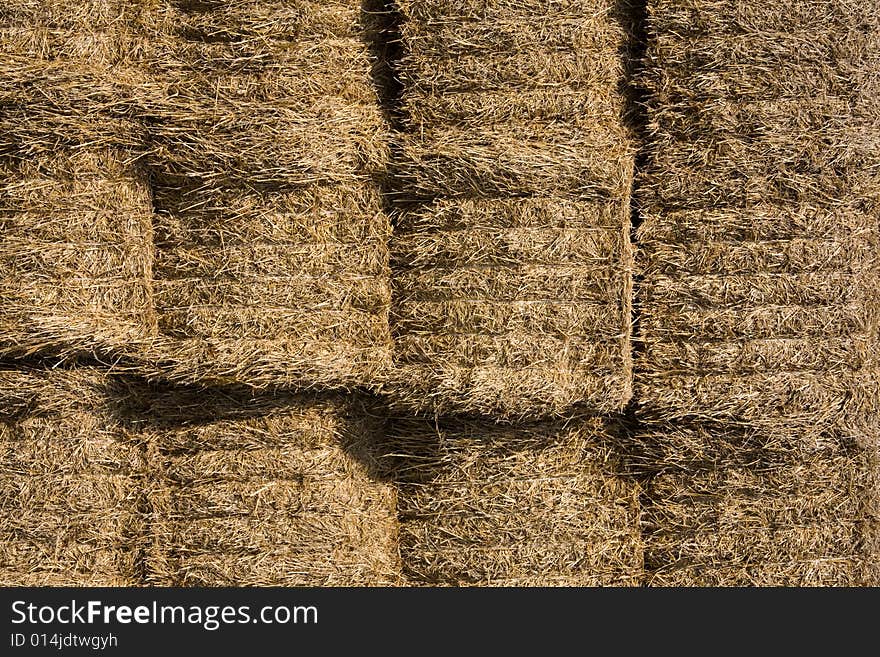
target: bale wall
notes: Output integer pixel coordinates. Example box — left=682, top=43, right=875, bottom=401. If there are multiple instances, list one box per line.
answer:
left=384, top=417, right=643, bottom=586
left=134, top=388, right=401, bottom=586
left=132, top=1, right=393, bottom=389
left=0, top=368, right=147, bottom=586
left=385, top=0, right=636, bottom=418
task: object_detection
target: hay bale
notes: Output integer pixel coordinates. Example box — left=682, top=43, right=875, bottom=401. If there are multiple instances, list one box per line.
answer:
left=131, top=0, right=392, bottom=389
left=0, top=149, right=156, bottom=359
left=385, top=0, right=635, bottom=418
left=632, top=423, right=879, bottom=586
left=0, top=0, right=148, bottom=65
left=635, top=0, right=880, bottom=428
left=383, top=417, right=643, bottom=586
left=135, top=388, right=400, bottom=586
left=0, top=2, right=156, bottom=360
left=0, top=368, right=146, bottom=586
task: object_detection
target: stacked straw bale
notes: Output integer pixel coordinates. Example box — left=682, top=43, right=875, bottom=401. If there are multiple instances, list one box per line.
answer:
left=631, top=424, right=880, bottom=586
left=635, top=0, right=880, bottom=585
left=0, top=2, right=157, bottom=360
left=134, top=388, right=400, bottom=586
left=383, top=417, right=643, bottom=586
left=0, top=368, right=147, bottom=586
left=132, top=1, right=392, bottom=389
left=636, top=0, right=880, bottom=428
left=386, top=0, right=636, bottom=418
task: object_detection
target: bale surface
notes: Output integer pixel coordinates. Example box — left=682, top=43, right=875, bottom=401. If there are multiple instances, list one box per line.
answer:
left=134, top=389, right=400, bottom=586
left=635, top=0, right=880, bottom=428
left=386, top=0, right=635, bottom=418
left=0, top=368, right=146, bottom=586
left=0, top=149, right=156, bottom=359
left=632, top=423, right=879, bottom=586
left=383, top=417, right=643, bottom=586
left=131, top=1, right=392, bottom=389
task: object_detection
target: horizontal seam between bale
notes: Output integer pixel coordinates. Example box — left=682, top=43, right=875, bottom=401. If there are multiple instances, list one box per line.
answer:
left=394, top=225, right=624, bottom=234
left=637, top=365, right=867, bottom=376
left=154, top=337, right=385, bottom=347
left=394, top=330, right=625, bottom=338
left=154, top=238, right=387, bottom=248
left=164, top=476, right=310, bottom=486
left=638, top=370, right=864, bottom=380
left=645, top=271, right=868, bottom=281
left=642, top=333, right=876, bottom=345
left=392, top=190, right=622, bottom=202
left=158, top=34, right=367, bottom=49
left=642, top=301, right=864, bottom=312
left=0, top=471, right=139, bottom=479
left=392, top=262, right=626, bottom=270
left=159, top=447, right=332, bottom=457
left=404, top=87, right=619, bottom=100
left=395, top=365, right=627, bottom=374
left=158, top=305, right=384, bottom=315
left=638, top=333, right=872, bottom=343
left=642, top=237, right=874, bottom=247
left=394, top=299, right=621, bottom=307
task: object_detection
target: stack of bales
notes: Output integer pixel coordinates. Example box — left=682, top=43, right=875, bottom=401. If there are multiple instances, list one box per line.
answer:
left=134, top=388, right=400, bottom=586
left=636, top=0, right=880, bottom=584
left=133, top=1, right=392, bottom=389
left=0, top=1, right=156, bottom=360
left=0, top=368, right=146, bottom=586
left=384, top=417, right=643, bottom=586
left=387, top=0, right=636, bottom=418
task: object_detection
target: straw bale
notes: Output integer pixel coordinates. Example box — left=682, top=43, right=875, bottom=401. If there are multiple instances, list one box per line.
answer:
left=135, top=388, right=400, bottom=586
left=386, top=0, right=635, bottom=418
left=129, top=0, right=393, bottom=389
left=635, top=0, right=880, bottom=427
left=0, top=0, right=149, bottom=65
left=383, top=416, right=643, bottom=586
left=0, top=368, right=146, bottom=586
left=0, top=1, right=157, bottom=360
left=0, top=148, right=156, bottom=360
left=632, top=422, right=879, bottom=586
left=632, top=0, right=880, bottom=586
